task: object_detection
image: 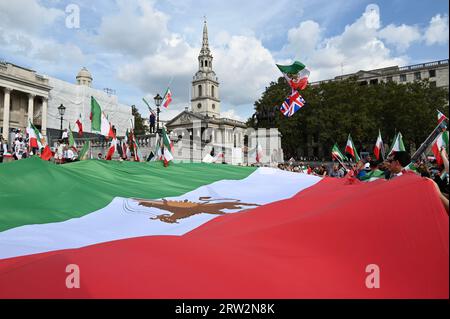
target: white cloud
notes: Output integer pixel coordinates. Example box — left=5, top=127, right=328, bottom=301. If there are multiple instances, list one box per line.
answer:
left=220, top=109, right=244, bottom=122
left=0, top=0, right=63, bottom=34
left=281, top=4, right=408, bottom=81
left=424, top=14, right=449, bottom=45
left=214, top=35, right=279, bottom=105
left=118, top=30, right=279, bottom=112
left=282, top=20, right=322, bottom=60
left=378, top=24, right=421, bottom=52
left=96, top=0, right=169, bottom=58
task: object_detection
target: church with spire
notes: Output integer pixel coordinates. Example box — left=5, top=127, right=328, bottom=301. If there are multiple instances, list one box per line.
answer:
left=166, top=19, right=248, bottom=164
left=191, top=19, right=220, bottom=118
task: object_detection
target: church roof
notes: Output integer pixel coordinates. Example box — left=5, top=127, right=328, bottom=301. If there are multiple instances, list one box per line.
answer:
left=166, top=110, right=246, bottom=128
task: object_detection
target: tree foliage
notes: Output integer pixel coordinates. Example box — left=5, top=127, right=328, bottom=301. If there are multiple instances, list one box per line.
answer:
left=251, top=78, right=449, bottom=160
left=132, top=105, right=147, bottom=135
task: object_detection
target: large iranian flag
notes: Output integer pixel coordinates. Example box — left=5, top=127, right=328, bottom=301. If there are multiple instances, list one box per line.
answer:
left=0, top=158, right=448, bottom=298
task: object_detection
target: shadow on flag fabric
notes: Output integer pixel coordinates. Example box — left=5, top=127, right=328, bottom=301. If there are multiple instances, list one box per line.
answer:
left=280, top=90, right=305, bottom=117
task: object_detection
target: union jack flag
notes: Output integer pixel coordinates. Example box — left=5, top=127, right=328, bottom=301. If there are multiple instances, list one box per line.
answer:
left=280, top=90, right=305, bottom=117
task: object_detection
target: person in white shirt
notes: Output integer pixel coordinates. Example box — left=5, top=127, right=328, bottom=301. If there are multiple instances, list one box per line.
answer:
left=61, top=129, right=69, bottom=144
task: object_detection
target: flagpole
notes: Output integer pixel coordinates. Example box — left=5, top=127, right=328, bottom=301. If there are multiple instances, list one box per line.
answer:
left=334, top=155, right=350, bottom=172
left=411, top=120, right=447, bottom=162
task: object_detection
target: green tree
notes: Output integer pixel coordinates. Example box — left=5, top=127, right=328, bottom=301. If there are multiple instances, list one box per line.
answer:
left=251, top=77, right=448, bottom=160
left=132, top=105, right=147, bottom=135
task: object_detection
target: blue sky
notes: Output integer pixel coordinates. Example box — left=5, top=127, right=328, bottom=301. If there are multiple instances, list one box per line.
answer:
left=0, top=0, right=448, bottom=122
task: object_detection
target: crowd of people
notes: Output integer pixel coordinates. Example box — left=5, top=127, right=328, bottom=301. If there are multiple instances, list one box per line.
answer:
left=277, top=149, right=449, bottom=212
left=0, top=129, right=34, bottom=162
left=0, top=129, right=77, bottom=164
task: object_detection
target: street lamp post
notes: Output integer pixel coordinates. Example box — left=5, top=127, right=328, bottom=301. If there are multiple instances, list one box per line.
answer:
left=58, top=103, right=66, bottom=131
left=154, top=93, right=163, bottom=132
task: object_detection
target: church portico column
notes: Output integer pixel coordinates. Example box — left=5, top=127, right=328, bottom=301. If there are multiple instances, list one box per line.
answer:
left=27, top=93, right=36, bottom=124
left=2, top=87, right=12, bottom=140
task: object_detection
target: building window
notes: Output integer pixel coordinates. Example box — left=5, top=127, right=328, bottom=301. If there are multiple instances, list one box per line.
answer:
left=212, top=104, right=215, bottom=109
left=211, top=85, right=215, bottom=97
left=198, top=85, right=202, bottom=97
left=359, top=81, right=367, bottom=86
left=430, top=81, right=437, bottom=88
left=197, top=103, right=202, bottom=109
left=414, top=72, right=421, bottom=80
left=399, top=74, right=407, bottom=82
left=386, top=76, right=393, bottom=82
left=369, top=79, right=378, bottom=85
left=429, top=69, right=436, bottom=77
left=201, top=60, right=203, bottom=67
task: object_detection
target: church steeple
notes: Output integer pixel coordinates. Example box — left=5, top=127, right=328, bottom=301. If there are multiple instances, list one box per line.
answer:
left=191, top=19, right=220, bottom=118
left=200, top=19, right=210, bottom=56
left=198, top=18, right=213, bottom=71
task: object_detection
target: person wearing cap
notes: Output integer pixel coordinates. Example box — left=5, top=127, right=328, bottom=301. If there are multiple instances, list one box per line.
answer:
left=360, top=161, right=385, bottom=181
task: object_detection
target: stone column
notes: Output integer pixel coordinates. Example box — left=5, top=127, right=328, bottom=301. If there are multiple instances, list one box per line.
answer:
left=41, top=97, right=48, bottom=136
left=2, top=87, right=12, bottom=141
left=27, top=93, right=35, bottom=124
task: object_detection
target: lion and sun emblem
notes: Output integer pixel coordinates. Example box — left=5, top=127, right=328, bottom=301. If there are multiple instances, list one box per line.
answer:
left=132, top=196, right=260, bottom=223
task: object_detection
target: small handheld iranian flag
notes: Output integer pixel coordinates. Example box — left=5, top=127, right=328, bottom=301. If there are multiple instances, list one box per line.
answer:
left=388, top=132, right=406, bottom=156
left=345, top=134, right=360, bottom=162
left=373, top=130, right=384, bottom=160
left=437, top=110, right=448, bottom=125
left=90, top=96, right=102, bottom=132
left=76, top=113, right=83, bottom=137
left=161, top=127, right=174, bottom=165
left=331, top=143, right=347, bottom=162
left=276, top=61, right=310, bottom=91
left=68, top=124, right=77, bottom=150
left=432, top=130, right=449, bottom=166
left=256, top=143, right=263, bottom=163
left=26, top=120, right=39, bottom=149
left=161, top=88, right=172, bottom=108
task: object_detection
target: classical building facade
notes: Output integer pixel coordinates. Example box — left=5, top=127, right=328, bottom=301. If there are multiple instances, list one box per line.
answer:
left=0, top=61, right=133, bottom=145
left=47, top=68, right=133, bottom=139
left=0, top=61, right=51, bottom=142
left=311, top=59, right=449, bottom=89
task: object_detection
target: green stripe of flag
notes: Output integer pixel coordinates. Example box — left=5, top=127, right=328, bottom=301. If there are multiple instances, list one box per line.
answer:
left=0, top=158, right=256, bottom=232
